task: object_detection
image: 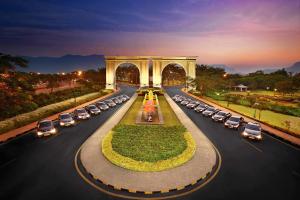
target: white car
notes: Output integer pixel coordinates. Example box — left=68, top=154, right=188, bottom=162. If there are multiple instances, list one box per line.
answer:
left=242, top=122, right=262, bottom=140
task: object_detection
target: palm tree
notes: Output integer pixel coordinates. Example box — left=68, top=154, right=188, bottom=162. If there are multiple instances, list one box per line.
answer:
left=0, top=53, right=28, bottom=74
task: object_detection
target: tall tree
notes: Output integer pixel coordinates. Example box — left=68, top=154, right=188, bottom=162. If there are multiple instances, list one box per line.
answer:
left=0, top=53, right=28, bottom=74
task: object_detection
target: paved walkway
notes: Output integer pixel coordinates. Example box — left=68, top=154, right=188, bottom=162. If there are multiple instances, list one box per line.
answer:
left=80, top=93, right=217, bottom=192
left=0, top=90, right=117, bottom=143
left=181, top=89, right=300, bottom=146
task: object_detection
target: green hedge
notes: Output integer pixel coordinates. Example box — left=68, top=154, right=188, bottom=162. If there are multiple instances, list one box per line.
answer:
left=0, top=89, right=113, bottom=134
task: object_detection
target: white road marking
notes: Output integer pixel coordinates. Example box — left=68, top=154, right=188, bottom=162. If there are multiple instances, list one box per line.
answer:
left=241, top=138, right=263, bottom=153
left=0, top=158, right=16, bottom=168
left=262, top=133, right=300, bottom=151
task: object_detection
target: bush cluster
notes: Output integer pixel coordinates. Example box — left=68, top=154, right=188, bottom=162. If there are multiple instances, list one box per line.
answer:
left=0, top=89, right=112, bottom=134
left=102, top=130, right=196, bottom=172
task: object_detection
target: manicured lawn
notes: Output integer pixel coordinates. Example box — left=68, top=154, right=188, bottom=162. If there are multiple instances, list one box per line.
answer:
left=228, top=90, right=300, bottom=97
left=111, top=95, right=190, bottom=163
left=208, top=98, right=300, bottom=135
left=119, top=96, right=143, bottom=125
left=111, top=124, right=187, bottom=162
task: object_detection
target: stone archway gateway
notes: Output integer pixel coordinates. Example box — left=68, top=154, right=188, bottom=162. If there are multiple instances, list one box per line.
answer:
left=105, top=56, right=197, bottom=89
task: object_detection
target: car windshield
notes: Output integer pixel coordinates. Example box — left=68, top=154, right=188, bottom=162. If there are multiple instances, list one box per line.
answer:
left=60, top=114, right=71, bottom=119
left=229, top=117, right=240, bottom=122
left=218, top=112, right=226, bottom=116
left=246, top=124, right=260, bottom=131
left=198, top=105, right=206, bottom=108
left=88, top=105, right=97, bottom=109
left=39, top=121, right=52, bottom=128
left=77, top=109, right=86, bottom=113
left=98, top=102, right=105, bottom=105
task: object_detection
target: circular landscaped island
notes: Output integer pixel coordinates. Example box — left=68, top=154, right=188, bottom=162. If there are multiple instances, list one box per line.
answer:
left=102, top=90, right=196, bottom=172
left=102, top=124, right=196, bottom=171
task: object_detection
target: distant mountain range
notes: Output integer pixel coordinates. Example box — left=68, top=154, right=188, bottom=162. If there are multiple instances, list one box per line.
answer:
left=210, top=64, right=237, bottom=73
left=20, top=54, right=105, bottom=73
left=17, top=54, right=300, bottom=75
left=212, top=62, right=300, bottom=74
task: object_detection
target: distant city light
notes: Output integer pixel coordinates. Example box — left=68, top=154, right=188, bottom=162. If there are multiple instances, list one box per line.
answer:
left=77, top=71, right=82, bottom=76
left=62, top=72, right=65, bottom=75
left=223, top=73, right=227, bottom=78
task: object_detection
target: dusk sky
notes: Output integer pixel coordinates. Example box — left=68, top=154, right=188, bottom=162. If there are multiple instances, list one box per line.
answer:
left=0, top=0, right=300, bottom=71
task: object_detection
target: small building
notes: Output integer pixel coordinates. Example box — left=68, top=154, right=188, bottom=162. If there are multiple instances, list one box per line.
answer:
left=233, top=84, right=248, bottom=91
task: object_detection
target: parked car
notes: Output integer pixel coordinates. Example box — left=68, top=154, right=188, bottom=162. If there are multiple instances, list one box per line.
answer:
left=194, top=104, right=208, bottom=113
left=112, top=97, right=122, bottom=104
left=224, top=116, right=244, bottom=129
left=202, top=107, right=220, bottom=117
left=186, top=101, right=200, bottom=109
left=175, top=96, right=185, bottom=102
left=96, top=101, right=109, bottom=111
left=105, top=100, right=116, bottom=107
left=36, top=120, right=57, bottom=137
left=118, top=95, right=127, bottom=102
left=74, top=108, right=90, bottom=120
left=242, top=122, right=262, bottom=140
left=212, top=111, right=232, bottom=122
left=172, top=94, right=179, bottom=100
left=58, top=113, right=75, bottom=127
left=122, top=94, right=130, bottom=100
left=180, top=100, right=190, bottom=105
left=85, top=104, right=101, bottom=115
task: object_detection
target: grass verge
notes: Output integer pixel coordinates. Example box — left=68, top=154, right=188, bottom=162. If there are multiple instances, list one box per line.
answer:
left=0, top=89, right=112, bottom=134
left=205, top=97, right=300, bottom=136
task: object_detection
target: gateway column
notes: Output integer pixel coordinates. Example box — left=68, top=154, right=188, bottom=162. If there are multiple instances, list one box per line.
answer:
left=105, top=60, right=115, bottom=89
left=152, top=59, right=162, bottom=88
left=140, top=60, right=149, bottom=87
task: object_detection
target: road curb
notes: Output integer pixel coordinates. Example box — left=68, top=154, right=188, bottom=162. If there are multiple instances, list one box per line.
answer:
left=75, top=144, right=221, bottom=199
left=75, top=92, right=222, bottom=199
left=0, top=89, right=119, bottom=144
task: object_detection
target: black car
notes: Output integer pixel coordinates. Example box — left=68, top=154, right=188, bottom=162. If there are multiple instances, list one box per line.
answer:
left=212, top=111, right=232, bottom=122
left=202, top=107, right=220, bottom=117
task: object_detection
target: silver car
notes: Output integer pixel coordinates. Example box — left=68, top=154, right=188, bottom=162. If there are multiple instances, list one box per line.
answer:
left=212, top=111, right=231, bottom=122
left=194, top=104, right=208, bottom=113
left=59, top=113, right=75, bottom=127
left=224, top=116, right=244, bottom=129
left=242, top=122, right=262, bottom=140
left=74, top=108, right=90, bottom=120
left=202, top=107, right=220, bottom=117
left=180, top=100, right=190, bottom=105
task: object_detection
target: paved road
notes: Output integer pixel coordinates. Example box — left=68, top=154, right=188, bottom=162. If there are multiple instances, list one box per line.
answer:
left=0, top=86, right=299, bottom=200
left=0, top=86, right=136, bottom=200
left=165, top=87, right=300, bottom=200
